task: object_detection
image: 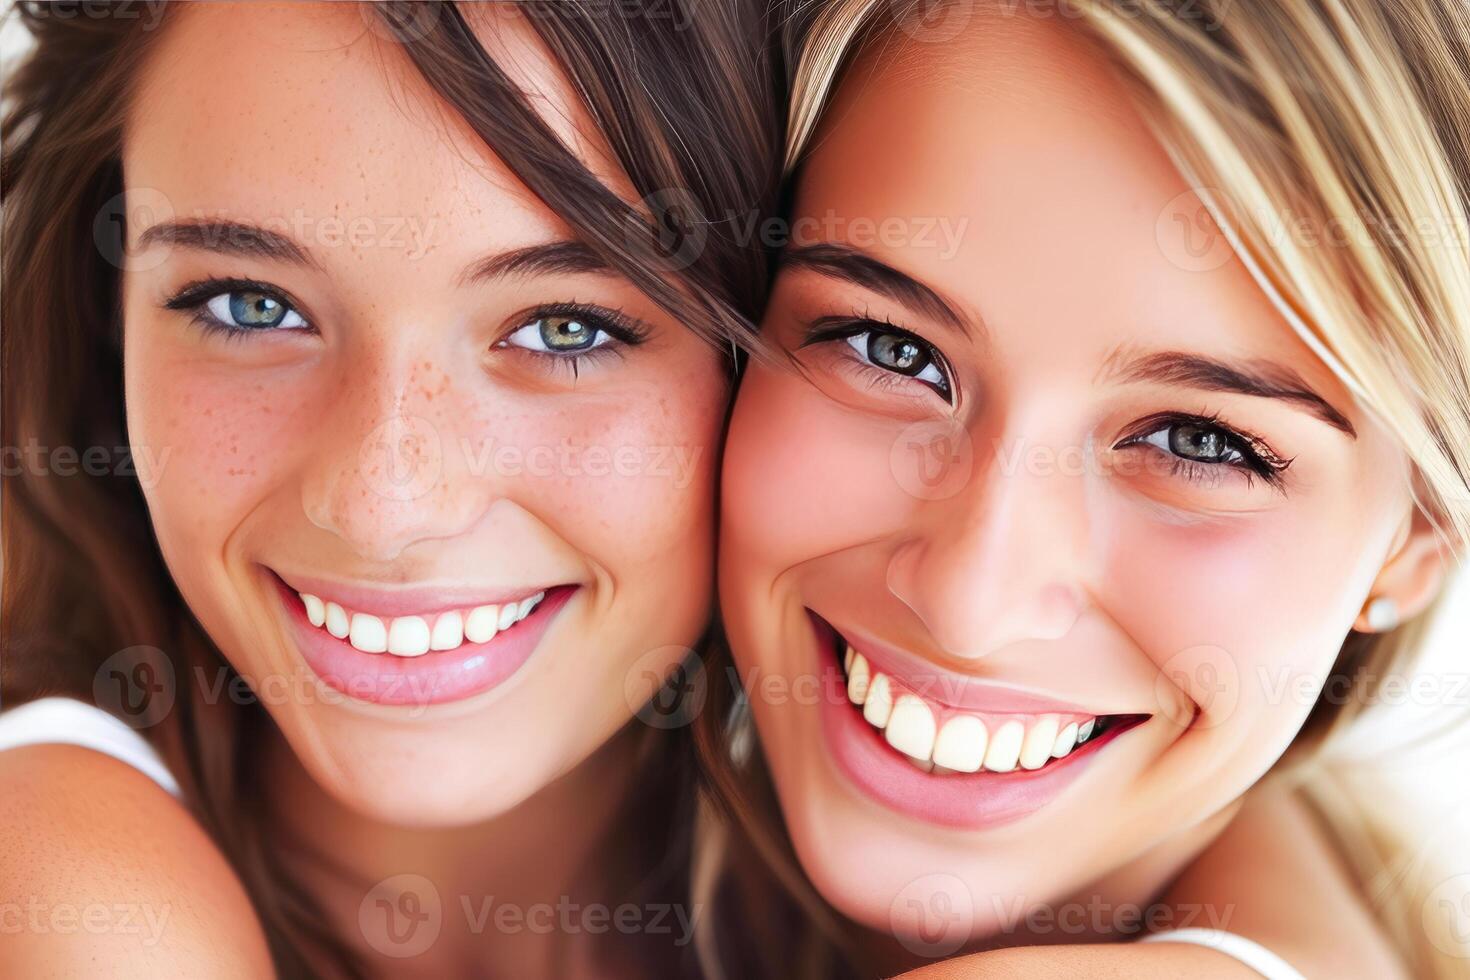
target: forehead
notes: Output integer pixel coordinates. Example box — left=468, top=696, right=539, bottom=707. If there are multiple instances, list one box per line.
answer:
left=794, top=7, right=1355, bottom=408
left=123, top=1, right=616, bottom=255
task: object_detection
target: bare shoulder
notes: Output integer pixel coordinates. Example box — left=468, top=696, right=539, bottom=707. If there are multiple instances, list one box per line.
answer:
left=1157, top=778, right=1409, bottom=979
left=897, top=781, right=1408, bottom=979
left=0, top=743, right=274, bottom=977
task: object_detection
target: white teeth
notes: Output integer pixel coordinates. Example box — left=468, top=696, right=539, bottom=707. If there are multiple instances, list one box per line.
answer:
left=1052, top=722, right=1079, bottom=758
left=386, top=615, right=431, bottom=657
left=846, top=661, right=1100, bottom=775
left=1019, top=714, right=1060, bottom=770
left=846, top=653, right=870, bottom=705
left=348, top=613, right=388, bottom=654
left=300, top=593, right=325, bottom=628
left=932, top=715, right=988, bottom=773
left=465, top=605, right=500, bottom=644
left=884, top=695, right=936, bottom=761
left=301, top=589, right=549, bottom=654
left=325, top=602, right=350, bottom=639
left=863, top=673, right=893, bottom=728
left=983, top=719, right=1025, bottom=772
left=430, top=611, right=464, bottom=651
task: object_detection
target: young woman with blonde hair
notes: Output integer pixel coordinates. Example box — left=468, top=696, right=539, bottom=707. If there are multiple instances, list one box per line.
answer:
left=704, top=0, right=1470, bottom=976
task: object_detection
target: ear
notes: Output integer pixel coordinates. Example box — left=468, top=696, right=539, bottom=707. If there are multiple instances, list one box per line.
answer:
left=1352, top=495, right=1459, bottom=633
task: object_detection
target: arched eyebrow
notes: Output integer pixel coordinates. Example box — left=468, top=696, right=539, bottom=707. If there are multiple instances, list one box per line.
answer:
left=1099, top=346, right=1357, bottom=437
left=138, top=220, right=318, bottom=267
left=458, top=240, right=611, bottom=284
left=781, top=242, right=970, bottom=335
left=135, top=220, right=613, bottom=284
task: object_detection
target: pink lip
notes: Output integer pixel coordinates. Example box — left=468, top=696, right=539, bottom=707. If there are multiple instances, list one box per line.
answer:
left=835, top=623, right=1104, bottom=714
left=274, top=570, right=549, bottom=619
left=812, top=616, right=1143, bottom=830
left=270, top=572, right=577, bottom=707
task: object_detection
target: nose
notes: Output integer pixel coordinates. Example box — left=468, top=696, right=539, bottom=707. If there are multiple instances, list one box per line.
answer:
left=299, top=350, right=491, bottom=563
left=887, top=431, right=1092, bottom=659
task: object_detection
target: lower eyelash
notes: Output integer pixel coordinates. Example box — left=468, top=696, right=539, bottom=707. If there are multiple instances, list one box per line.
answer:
left=1120, top=413, right=1292, bottom=492
left=189, top=311, right=274, bottom=342
left=515, top=345, right=627, bottom=379
left=807, top=324, right=952, bottom=400
left=1166, top=454, right=1262, bottom=490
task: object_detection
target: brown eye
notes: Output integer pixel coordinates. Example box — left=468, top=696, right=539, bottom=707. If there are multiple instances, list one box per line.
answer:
left=844, top=329, right=949, bottom=396
left=868, top=332, right=929, bottom=374
left=1163, top=422, right=1241, bottom=464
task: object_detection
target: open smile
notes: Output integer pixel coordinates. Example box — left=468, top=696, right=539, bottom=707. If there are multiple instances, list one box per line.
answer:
left=268, top=568, right=579, bottom=708
left=810, top=612, right=1150, bottom=829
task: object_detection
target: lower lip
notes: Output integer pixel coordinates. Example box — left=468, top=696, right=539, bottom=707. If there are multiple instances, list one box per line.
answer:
left=274, top=576, right=577, bottom=707
left=813, top=616, right=1137, bottom=830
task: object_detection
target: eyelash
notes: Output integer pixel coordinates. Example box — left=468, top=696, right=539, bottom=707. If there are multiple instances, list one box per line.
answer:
left=800, top=314, right=955, bottom=401
left=1113, top=410, right=1295, bottom=491
left=163, top=282, right=650, bottom=369
left=163, top=277, right=313, bottom=341
left=493, top=301, right=649, bottom=377
left=799, top=313, right=1292, bottom=493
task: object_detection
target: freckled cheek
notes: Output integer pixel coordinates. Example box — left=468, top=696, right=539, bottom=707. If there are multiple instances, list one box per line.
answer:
left=722, top=369, right=919, bottom=573
left=126, top=357, right=307, bottom=559
left=471, top=382, right=727, bottom=564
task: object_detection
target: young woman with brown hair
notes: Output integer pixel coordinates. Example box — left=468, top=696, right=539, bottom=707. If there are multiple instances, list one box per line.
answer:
left=1, top=1, right=779, bottom=975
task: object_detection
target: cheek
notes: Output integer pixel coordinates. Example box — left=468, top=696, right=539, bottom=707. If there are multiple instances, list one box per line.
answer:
left=467, top=372, right=729, bottom=576
left=124, top=339, right=303, bottom=566
left=1097, top=494, right=1384, bottom=736
left=722, top=366, right=920, bottom=574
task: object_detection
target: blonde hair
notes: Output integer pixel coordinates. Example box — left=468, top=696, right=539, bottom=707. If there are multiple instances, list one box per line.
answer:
left=697, top=0, right=1470, bottom=976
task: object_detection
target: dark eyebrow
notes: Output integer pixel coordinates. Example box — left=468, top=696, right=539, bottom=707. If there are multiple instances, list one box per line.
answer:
left=137, top=220, right=317, bottom=267
left=1101, top=346, right=1357, bottom=437
left=781, top=243, right=968, bottom=334
left=136, top=221, right=614, bottom=286
left=459, top=240, right=613, bottom=285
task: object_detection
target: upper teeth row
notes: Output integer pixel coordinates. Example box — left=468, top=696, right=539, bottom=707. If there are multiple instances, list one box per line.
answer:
left=299, top=591, right=546, bottom=657
left=845, top=646, right=1099, bottom=773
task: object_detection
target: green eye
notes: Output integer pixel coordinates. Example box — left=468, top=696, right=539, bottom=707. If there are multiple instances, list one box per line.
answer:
left=205, top=290, right=307, bottom=330
left=504, top=314, right=610, bottom=353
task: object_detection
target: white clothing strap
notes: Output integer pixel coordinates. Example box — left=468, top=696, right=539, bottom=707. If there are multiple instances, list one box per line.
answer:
left=0, top=696, right=180, bottom=798
left=1140, top=927, right=1307, bottom=980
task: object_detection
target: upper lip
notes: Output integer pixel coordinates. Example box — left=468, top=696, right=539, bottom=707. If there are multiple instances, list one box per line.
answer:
left=269, top=567, right=565, bottom=618
left=830, top=619, right=1138, bottom=717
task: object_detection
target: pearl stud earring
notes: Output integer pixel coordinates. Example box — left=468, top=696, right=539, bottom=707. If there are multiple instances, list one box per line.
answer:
left=1365, top=596, right=1400, bottom=632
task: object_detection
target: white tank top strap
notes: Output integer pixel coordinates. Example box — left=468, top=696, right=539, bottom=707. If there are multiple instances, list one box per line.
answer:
left=1139, top=927, right=1307, bottom=980
left=0, top=696, right=181, bottom=798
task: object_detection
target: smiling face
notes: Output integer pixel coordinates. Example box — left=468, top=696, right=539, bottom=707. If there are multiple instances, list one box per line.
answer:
left=121, top=3, right=725, bottom=825
left=719, top=9, right=1421, bottom=940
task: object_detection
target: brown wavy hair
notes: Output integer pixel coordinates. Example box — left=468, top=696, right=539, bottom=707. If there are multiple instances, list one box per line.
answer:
left=1, top=1, right=781, bottom=975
